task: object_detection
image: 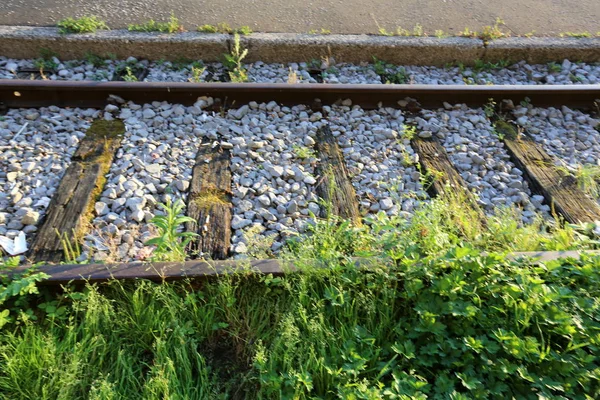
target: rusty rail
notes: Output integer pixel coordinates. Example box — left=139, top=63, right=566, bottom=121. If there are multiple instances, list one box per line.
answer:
left=5, top=251, right=600, bottom=284
left=1, top=81, right=599, bottom=110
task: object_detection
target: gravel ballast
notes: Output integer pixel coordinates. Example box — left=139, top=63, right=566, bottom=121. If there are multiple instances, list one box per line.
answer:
left=411, top=105, right=551, bottom=221
left=0, top=106, right=98, bottom=242
left=1, top=56, right=600, bottom=85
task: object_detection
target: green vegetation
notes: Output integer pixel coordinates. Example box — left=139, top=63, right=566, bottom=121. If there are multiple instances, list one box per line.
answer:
left=122, top=67, right=138, bottom=82
left=84, top=52, right=107, bottom=68
left=472, top=59, right=511, bottom=72
left=223, top=33, right=249, bottom=83
left=460, top=18, right=509, bottom=43
left=373, top=57, right=408, bottom=84
left=556, top=163, right=600, bottom=199
left=377, top=23, right=425, bottom=37
left=308, top=28, right=332, bottom=35
left=188, top=66, right=206, bottom=83
left=547, top=61, right=562, bottom=73
left=2, top=191, right=600, bottom=397
left=292, top=145, right=317, bottom=159
left=31, top=49, right=59, bottom=78
left=128, top=13, right=183, bottom=33
left=434, top=29, right=448, bottom=38
left=198, top=23, right=252, bottom=35
left=559, top=31, right=593, bottom=38
left=57, top=16, right=109, bottom=34
left=144, top=197, right=197, bottom=262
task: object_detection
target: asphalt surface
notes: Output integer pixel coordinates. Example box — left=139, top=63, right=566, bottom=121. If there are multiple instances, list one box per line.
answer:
left=0, top=0, right=598, bottom=36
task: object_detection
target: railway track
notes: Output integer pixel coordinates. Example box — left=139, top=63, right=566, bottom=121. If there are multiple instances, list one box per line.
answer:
left=1, top=80, right=600, bottom=282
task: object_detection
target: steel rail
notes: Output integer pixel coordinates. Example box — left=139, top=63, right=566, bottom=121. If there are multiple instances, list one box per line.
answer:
left=2, top=80, right=600, bottom=282
left=6, top=251, right=600, bottom=285
left=1, top=81, right=599, bottom=110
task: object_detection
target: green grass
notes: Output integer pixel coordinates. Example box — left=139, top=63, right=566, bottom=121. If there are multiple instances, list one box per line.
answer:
left=2, top=190, right=600, bottom=398
left=223, top=33, right=249, bottom=83
left=197, top=23, right=252, bottom=35
left=128, top=13, right=183, bottom=33
left=1, top=238, right=600, bottom=398
left=560, top=31, right=593, bottom=38
left=372, top=57, right=408, bottom=84
left=57, top=16, right=109, bottom=34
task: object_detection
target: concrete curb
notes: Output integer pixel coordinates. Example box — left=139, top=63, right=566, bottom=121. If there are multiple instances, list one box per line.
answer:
left=0, top=26, right=229, bottom=61
left=483, top=37, right=600, bottom=64
left=0, top=26, right=599, bottom=65
left=239, top=33, right=484, bottom=64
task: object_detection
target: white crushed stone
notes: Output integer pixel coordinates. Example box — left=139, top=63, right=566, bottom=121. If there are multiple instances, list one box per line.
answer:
left=2, top=56, right=600, bottom=85
left=82, top=101, right=204, bottom=262
left=512, top=104, right=600, bottom=167
left=326, top=103, right=426, bottom=217
left=411, top=104, right=550, bottom=222
left=0, top=106, right=97, bottom=242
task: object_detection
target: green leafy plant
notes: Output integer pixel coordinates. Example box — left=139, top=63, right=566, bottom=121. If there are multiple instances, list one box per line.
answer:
left=57, top=16, right=109, bottom=34
left=145, top=197, right=197, bottom=261
left=556, top=163, right=600, bottom=198
left=223, top=33, right=249, bottom=83
left=0, top=264, right=49, bottom=330
left=547, top=61, right=562, bottom=73
left=372, top=57, right=408, bottom=84
left=473, top=59, right=511, bottom=72
left=402, top=125, right=417, bottom=140
left=198, top=23, right=252, bottom=35
left=56, top=229, right=81, bottom=263
left=308, top=28, right=332, bottom=35
left=188, top=66, right=206, bottom=83
left=128, top=13, right=183, bottom=33
left=434, top=29, right=447, bottom=38
left=122, top=67, right=138, bottom=82
left=479, top=17, right=509, bottom=42
left=292, top=145, right=316, bottom=159
left=84, top=52, right=107, bottom=68
left=560, top=31, right=593, bottom=38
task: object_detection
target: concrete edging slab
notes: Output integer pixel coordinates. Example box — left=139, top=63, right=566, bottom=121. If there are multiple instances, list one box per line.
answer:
left=0, top=26, right=599, bottom=65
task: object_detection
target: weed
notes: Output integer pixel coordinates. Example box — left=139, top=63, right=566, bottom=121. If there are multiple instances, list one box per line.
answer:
left=292, top=145, right=316, bottom=159
left=84, top=52, right=107, bottom=68
left=484, top=98, right=497, bottom=118
left=434, top=29, right=447, bottom=38
left=372, top=57, right=408, bottom=84
left=236, top=25, right=253, bottom=35
left=223, top=33, right=249, bottom=83
left=524, top=30, right=536, bottom=38
left=198, top=24, right=220, bottom=33
left=56, top=229, right=82, bottom=263
left=460, top=18, right=508, bottom=42
left=479, top=17, right=509, bottom=42
left=122, top=67, right=138, bottom=82
left=287, top=68, right=299, bottom=84
left=145, top=197, right=197, bottom=262
left=308, top=28, right=332, bottom=35
left=560, top=31, right=593, bottom=38
left=57, top=16, right=109, bottom=34
left=473, top=59, right=511, bottom=72
left=556, top=163, right=600, bottom=198
left=243, top=225, right=275, bottom=258
left=198, top=23, right=252, bottom=35
left=188, top=66, right=206, bottom=83
left=402, top=125, right=417, bottom=140
left=128, top=13, right=183, bottom=33
left=569, top=73, right=584, bottom=83
left=460, top=27, right=477, bottom=38
left=547, top=61, right=562, bottom=73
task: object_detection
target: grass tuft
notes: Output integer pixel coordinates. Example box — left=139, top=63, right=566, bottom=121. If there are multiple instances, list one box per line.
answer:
left=128, top=13, right=184, bottom=33
left=57, top=16, right=109, bottom=34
